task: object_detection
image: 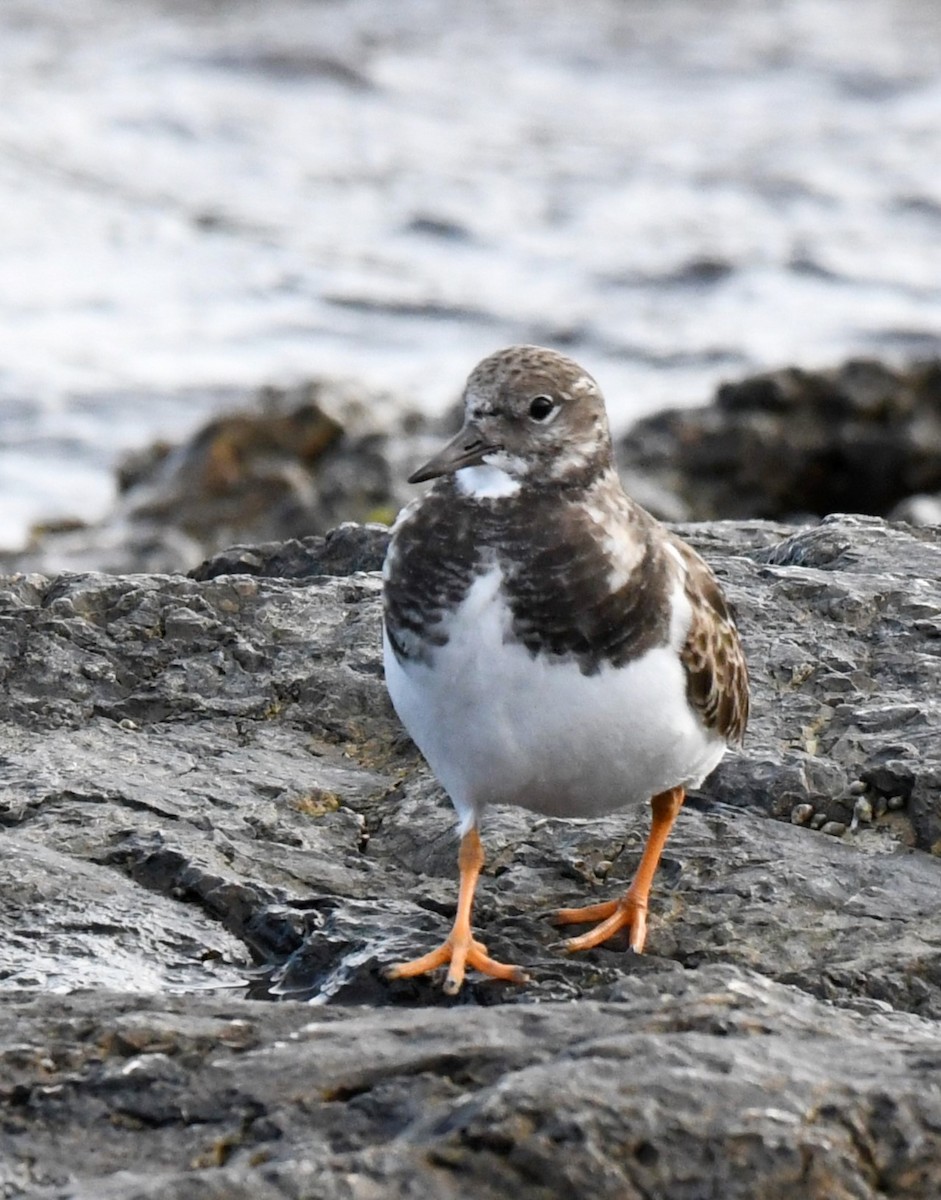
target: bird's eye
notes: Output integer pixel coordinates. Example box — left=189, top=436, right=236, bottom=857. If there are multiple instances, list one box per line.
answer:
left=528, top=395, right=556, bottom=422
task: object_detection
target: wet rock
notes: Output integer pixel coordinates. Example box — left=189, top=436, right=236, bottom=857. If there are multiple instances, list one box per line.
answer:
left=4, top=380, right=425, bottom=577
left=4, top=969, right=941, bottom=1200
left=618, top=358, right=941, bottom=522
left=189, top=522, right=391, bottom=582
left=1, top=513, right=941, bottom=1197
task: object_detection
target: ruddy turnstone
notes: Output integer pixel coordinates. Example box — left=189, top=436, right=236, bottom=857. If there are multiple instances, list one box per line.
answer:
left=382, top=345, right=748, bottom=994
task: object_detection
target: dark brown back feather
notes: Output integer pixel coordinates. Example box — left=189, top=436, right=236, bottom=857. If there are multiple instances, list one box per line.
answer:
left=386, top=476, right=749, bottom=746
left=385, top=478, right=674, bottom=676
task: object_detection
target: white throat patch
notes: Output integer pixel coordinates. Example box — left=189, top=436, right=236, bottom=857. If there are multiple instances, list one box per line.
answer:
left=455, top=463, right=521, bottom=499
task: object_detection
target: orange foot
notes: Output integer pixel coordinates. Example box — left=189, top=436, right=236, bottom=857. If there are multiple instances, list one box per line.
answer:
left=386, top=933, right=527, bottom=996
left=385, top=826, right=528, bottom=995
left=553, top=784, right=686, bottom=957
left=554, top=890, right=649, bottom=953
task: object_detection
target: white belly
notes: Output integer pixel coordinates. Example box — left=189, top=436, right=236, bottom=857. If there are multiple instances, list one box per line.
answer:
left=383, top=565, right=725, bottom=832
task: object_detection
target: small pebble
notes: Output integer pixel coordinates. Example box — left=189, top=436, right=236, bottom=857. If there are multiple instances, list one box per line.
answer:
left=790, top=803, right=815, bottom=826
left=848, top=780, right=868, bottom=795
left=810, top=813, right=828, bottom=830
left=594, top=860, right=612, bottom=877
left=118, top=718, right=139, bottom=731
left=887, top=795, right=906, bottom=811
left=821, top=821, right=847, bottom=837
left=849, top=796, right=873, bottom=832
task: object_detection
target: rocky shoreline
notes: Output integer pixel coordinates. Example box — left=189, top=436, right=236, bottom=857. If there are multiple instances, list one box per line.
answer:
left=618, top=358, right=941, bottom=525
left=2, top=512, right=940, bottom=1197
left=6, top=356, right=941, bottom=581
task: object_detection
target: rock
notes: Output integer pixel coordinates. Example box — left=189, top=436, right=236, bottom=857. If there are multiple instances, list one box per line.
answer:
left=4, top=969, right=941, bottom=1200
left=189, top=522, right=391, bottom=582
left=2, top=380, right=427, bottom=578
left=1, top=513, right=941, bottom=1196
left=618, top=358, right=941, bottom=523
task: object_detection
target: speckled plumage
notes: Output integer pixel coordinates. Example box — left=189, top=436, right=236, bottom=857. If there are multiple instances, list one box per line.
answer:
left=381, top=345, right=749, bottom=991
left=384, top=471, right=673, bottom=676
left=384, top=345, right=748, bottom=752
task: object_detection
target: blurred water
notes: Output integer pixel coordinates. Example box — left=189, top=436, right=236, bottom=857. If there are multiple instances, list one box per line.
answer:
left=1, top=0, right=940, bottom=548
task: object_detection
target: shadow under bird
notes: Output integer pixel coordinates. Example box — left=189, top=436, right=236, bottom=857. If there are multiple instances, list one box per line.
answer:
left=382, top=345, right=749, bottom=994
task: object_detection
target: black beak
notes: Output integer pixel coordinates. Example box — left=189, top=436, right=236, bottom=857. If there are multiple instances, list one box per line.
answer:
left=408, top=423, right=500, bottom=484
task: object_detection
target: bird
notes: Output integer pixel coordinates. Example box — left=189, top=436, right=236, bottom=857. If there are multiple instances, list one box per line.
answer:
left=381, top=345, right=748, bottom=994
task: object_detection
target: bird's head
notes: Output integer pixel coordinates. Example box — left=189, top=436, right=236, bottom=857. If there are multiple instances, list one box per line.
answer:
left=409, top=345, right=614, bottom=491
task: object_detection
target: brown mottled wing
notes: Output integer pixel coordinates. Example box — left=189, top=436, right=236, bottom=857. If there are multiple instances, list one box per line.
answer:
left=670, top=536, right=749, bottom=745
left=500, top=494, right=674, bottom=675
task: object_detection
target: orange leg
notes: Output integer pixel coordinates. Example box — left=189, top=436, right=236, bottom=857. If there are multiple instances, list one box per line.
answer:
left=555, top=785, right=685, bottom=954
left=386, top=827, right=529, bottom=995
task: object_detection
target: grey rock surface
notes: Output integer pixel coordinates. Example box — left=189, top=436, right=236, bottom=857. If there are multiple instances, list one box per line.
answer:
left=1, top=515, right=941, bottom=1197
